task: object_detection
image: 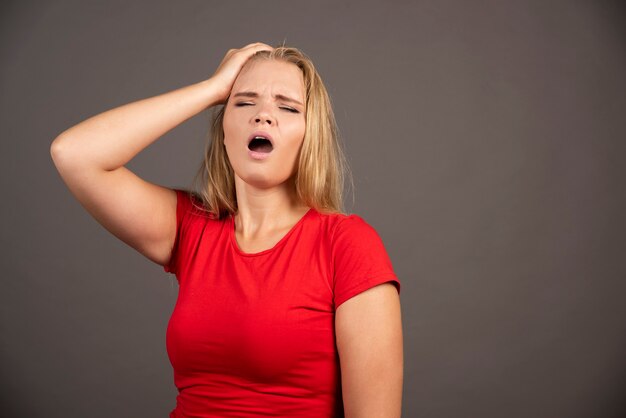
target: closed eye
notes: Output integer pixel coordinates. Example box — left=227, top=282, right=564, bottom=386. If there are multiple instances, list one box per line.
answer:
left=235, top=102, right=299, bottom=114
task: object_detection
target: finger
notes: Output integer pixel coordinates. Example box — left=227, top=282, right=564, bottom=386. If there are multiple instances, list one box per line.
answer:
left=242, top=42, right=274, bottom=51
left=236, top=45, right=273, bottom=60
left=241, top=42, right=266, bottom=49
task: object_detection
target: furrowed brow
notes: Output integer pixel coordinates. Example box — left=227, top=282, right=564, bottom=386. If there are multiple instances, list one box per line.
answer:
left=233, top=91, right=303, bottom=106
left=274, top=94, right=303, bottom=106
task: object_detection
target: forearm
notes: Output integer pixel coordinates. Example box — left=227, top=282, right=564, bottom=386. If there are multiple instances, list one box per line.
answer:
left=51, top=77, right=223, bottom=171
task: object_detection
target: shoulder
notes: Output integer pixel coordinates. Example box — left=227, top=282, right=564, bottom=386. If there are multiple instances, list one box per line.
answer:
left=311, top=209, right=384, bottom=249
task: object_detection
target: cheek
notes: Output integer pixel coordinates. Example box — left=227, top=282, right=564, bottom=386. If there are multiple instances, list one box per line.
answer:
left=283, top=131, right=305, bottom=159
left=287, top=118, right=306, bottom=141
left=222, top=112, right=237, bottom=145
left=295, top=124, right=306, bottom=148
left=223, top=109, right=232, bottom=130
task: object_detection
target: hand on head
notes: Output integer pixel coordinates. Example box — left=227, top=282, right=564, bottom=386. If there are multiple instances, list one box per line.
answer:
left=211, top=42, right=275, bottom=104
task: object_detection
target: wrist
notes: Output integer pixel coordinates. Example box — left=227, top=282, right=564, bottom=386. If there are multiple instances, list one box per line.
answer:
left=200, top=77, right=228, bottom=107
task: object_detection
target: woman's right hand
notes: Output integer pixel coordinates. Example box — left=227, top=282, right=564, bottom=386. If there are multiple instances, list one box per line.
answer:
left=210, top=42, right=275, bottom=104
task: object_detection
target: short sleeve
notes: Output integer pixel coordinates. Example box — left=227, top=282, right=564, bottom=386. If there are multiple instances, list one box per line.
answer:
left=331, top=215, right=401, bottom=310
left=163, top=188, right=195, bottom=275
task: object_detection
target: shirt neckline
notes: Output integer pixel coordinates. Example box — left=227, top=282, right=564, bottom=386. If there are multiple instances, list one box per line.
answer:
left=228, top=207, right=315, bottom=257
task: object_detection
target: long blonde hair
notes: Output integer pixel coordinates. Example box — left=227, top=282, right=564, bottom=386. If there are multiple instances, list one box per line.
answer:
left=190, top=45, right=354, bottom=219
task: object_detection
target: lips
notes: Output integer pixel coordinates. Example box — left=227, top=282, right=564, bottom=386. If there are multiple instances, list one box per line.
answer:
left=247, top=131, right=274, bottom=153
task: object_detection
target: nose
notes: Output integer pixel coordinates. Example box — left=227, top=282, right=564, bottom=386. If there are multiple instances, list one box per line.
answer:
left=254, top=114, right=273, bottom=125
left=253, top=104, right=274, bottom=125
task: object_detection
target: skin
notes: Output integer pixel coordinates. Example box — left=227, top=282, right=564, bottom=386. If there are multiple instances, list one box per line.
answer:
left=336, top=283, right=404, bottom=418
left=222, top=58, right=310, bottom=252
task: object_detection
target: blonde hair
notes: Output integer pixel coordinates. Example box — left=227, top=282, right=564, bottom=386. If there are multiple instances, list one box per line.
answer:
left=190, top=44, right=354, bottom=220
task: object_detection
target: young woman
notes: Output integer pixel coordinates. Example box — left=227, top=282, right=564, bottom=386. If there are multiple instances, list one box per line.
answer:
left=51, top=42, right=403, bottom=418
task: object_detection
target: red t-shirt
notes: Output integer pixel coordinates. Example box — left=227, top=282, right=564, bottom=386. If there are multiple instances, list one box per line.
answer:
left=164, top=189, right=401, bottom=418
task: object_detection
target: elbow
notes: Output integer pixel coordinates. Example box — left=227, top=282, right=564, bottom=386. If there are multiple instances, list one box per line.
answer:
left=50, top=136, right=68, bottom=168
left=50, top=134, right=78, bottom=170
left=50, top=136, right=63, bottom=161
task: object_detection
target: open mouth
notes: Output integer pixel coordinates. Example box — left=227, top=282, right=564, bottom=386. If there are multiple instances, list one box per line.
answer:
left=248, top=136, right=274, bottom=153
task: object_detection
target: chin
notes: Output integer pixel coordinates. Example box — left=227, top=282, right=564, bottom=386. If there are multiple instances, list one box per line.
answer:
left=237, top=171, right=278, bottom=189
left=240, top=169, right=296, bottom=189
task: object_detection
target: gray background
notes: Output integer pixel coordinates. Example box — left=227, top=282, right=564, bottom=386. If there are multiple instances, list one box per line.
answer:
left=1, top=1, right=625, bottom=417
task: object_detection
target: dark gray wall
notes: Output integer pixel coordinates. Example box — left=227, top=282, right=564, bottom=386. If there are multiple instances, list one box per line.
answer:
left=1, top=1, right=625, bottom=417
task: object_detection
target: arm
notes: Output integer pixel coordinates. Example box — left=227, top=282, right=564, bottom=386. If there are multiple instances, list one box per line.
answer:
left=335, top=283, right=403, bottom=418
left=50, top=78, right=223, bottom=265
left=50, top=42, right=274, bottom=266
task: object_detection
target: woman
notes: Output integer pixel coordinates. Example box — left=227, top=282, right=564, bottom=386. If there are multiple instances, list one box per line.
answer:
left=51, top=42, right=403, bottom=418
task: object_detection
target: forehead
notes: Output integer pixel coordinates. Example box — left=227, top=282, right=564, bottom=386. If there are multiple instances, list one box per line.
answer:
left=233, top=59, right=304, bottom=98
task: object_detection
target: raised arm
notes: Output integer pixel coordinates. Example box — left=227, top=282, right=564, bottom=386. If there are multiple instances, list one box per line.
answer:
left=50, top=42, right=274, bottom=267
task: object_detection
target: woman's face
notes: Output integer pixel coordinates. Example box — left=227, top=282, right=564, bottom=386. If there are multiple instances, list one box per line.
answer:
left=223, top=59, right=306, bottom=190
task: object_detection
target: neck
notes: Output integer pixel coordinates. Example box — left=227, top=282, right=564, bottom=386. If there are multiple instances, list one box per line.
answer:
left=232, top=175, right=308, bottom=238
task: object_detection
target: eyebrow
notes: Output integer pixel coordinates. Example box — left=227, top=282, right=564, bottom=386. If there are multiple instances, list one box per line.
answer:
left=232, top=91, right=304, bottom=106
